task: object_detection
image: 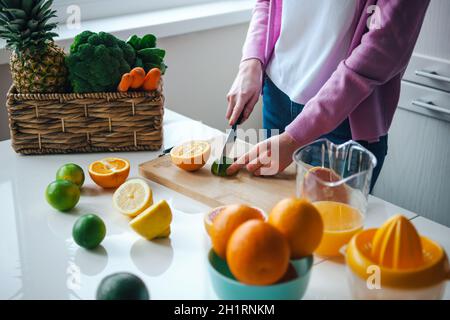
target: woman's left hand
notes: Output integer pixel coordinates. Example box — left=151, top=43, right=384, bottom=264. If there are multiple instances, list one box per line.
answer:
left=227, top=132, right=301, bottom=176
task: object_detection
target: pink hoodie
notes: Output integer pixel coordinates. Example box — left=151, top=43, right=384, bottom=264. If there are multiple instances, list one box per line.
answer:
left=242, top=0, right=429, bottom=143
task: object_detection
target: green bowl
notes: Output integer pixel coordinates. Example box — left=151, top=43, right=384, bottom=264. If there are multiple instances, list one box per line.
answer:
left=207, top=250, right=313, bottom=300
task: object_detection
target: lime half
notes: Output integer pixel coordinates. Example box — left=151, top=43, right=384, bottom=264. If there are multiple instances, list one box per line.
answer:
left=211, top=157, right=235, bottom=177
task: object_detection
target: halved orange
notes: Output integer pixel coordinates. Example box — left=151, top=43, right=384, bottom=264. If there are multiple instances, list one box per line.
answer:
left=170, top=140, right=211, bottom=172
left=302, top=167, right=349, bottom=203
left=89, top=158, right=130, bottom=188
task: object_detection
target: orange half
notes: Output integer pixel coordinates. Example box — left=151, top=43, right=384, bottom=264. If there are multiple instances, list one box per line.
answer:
left=302, top=167, right=349, bottom=203
left=89, top=158, right=130, bottom=188
left=170, top=140, right=211, bottom=172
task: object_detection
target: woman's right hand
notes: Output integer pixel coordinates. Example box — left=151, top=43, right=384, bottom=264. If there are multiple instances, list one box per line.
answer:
left=226, top=58, right=263, bottom=125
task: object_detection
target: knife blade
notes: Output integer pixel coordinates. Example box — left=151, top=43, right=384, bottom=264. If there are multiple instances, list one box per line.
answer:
left=217, top=113, right=244, bottom=172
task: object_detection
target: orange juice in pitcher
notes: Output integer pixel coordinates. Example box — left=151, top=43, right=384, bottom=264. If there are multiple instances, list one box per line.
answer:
left=293, top=139, right=377, bottom=257
left=313, top=201, right=363, bottom=257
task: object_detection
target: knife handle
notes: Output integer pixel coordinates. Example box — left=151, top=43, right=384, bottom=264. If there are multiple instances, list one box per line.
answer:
left=232, top=113, right=245, bottom=131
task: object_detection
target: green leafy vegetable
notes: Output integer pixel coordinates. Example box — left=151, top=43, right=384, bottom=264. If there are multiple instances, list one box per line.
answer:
left=139, top=34, right=156, bottom=49
left=127, top=34, right=167, bottom=73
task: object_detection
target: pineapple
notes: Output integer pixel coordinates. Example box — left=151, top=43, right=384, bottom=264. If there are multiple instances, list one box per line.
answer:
left=0, top=0, right=67, bottom=93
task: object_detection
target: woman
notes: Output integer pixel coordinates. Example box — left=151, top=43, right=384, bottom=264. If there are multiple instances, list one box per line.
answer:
left=226, top=0, right=429, bottom=190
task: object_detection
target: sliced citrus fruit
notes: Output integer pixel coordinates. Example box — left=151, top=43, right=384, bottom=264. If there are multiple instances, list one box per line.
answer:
left=204, top=206, right=227, bottom=237
left=89, top=158, right=130, bottom=188
left=113, top=179, right=153, bottom=217
left=302, top=167, right=348, bottom=203
left=211, top=157, right=235, bottom=177
left=130, top=200, right=172, bottom=240
left=170, top=140, right=211, bottom=172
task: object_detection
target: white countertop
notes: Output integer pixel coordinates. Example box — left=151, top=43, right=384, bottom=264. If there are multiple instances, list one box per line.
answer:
left=0, top=109, right=449, bottom=300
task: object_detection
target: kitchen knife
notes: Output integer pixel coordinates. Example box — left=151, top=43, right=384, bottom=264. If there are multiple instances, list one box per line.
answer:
left=217, top=113, right=244, bottom=172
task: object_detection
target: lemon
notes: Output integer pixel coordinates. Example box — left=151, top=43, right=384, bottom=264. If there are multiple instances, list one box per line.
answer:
left=113, top=179, right=153, bottom=217
left=130, top=200, right=172, bottom=240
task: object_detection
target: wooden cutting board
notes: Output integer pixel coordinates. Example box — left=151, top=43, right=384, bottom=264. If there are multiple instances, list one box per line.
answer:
left=139, top=138, right=298, bottom=213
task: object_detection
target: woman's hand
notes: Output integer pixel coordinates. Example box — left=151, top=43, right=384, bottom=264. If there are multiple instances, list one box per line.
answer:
left=227, top=132, right=301, bottom=176
left=226, top=58, right=263, bottom=125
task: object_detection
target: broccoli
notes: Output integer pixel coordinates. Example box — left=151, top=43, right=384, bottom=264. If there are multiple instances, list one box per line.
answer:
left=66, top=31, right=136, bottom=93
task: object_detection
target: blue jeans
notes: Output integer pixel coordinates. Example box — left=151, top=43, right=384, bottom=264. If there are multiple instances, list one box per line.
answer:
left=262, top=76, right=387, bottom=192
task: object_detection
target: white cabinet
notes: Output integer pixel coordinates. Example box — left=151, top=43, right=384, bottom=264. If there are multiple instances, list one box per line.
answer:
left=373, top=83, right=450, bottom=226
left=373, top=0, right=450, bottom=226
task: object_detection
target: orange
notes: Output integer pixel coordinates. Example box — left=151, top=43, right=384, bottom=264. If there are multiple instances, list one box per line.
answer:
left=226, top=220, right=290, bottom=286
left=211, top=204, right=265, bottom=259
left=301, top=167, right=349, bottom=203
left=170, top=140, right=211, bottom=172
left=89, top=158, right=130, bottom=188
left=269, top=198, right=324, bottom=259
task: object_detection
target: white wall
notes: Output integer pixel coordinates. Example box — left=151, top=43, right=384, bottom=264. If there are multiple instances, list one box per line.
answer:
left=158, top=23, right=262, bottom=133
left=0, top=22, right=262, bottom=142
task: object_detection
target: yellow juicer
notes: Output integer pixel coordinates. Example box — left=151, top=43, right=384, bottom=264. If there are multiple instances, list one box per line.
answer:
left=346, top=215, right=450, bottom=299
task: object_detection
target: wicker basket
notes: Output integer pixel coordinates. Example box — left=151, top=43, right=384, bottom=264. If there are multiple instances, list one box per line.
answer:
left=6, top=86, right=164, bottom=155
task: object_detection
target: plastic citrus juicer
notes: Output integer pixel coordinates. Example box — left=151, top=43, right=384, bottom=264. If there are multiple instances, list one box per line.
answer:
left=346, top=215, right=450, bottom=299
left=293, top=139, right=377, bottom=257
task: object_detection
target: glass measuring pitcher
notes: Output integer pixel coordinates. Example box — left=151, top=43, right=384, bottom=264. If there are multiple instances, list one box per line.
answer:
left=293, top=139, right=377, bottom=257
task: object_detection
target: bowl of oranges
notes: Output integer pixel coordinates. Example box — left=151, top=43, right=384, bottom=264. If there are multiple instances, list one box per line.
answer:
left=206, top=199, right=324, bottom=300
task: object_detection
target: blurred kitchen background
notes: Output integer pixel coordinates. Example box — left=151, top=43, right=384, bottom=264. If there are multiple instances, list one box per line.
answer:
left=0, top=0, right=449, bottom=226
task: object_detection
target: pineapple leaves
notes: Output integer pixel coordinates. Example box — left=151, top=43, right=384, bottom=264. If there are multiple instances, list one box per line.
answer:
left=21, top=0, right=34, bottom=15
left=3, top=8, right=27, bottom=19
left=0, top=0, right=21, bottom=9
left=30, top=0, right=46, bottom=17
left=38, top=0, right=53, bottom=15
left=26, top=19, right=38, bottom=30
left=0, top=0, right=58, bottom=52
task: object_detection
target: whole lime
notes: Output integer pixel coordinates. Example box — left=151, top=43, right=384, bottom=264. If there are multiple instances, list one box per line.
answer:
left=72, top=214, right=106, bottom=249
left=46, top=180, right=80, bottom=211
left=56, top=163, right=85, bottom=187
left=96, top=272, right=149, bottom=300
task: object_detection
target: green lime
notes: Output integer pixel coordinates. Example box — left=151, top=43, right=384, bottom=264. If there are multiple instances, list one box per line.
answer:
left=211, top=157, right=235, bottom=177
left=46, top=180, right=80, bottom=211
left=96, top=272, right=149, bottom=300
left=72, top=214, right=106, bottom=249
left=56, top=163, right=85, bottom=187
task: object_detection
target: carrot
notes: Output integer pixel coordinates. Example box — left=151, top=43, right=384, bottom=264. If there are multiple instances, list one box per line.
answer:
left=143, top=68, right=161, bottom=91
left=130, top=67, right=146, bottom=89
left=117, top=73, right=133, bottom=92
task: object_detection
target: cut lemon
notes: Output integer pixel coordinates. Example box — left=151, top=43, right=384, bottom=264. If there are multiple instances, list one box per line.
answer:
left=113, top=179, right=153, bottom=217
left=130, top=200, right=172, bottom=240
left=170, top=140, right=211, bottom=172
left=89, top=158, right=130, bottom=188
